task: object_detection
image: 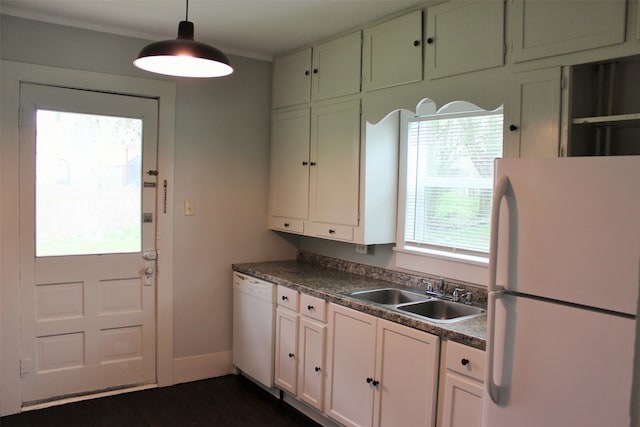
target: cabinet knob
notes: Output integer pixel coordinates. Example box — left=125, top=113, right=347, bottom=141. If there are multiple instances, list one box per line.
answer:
left=302, top=161, right=308, bottom=166
left=284, top=223, right=290, bottom=228
left=372, top=380, right=380, bottom=387
left=282, top=295, right=288, bottom=301
left=310, top=161, right=316, bottom=166
left=307, top=305, right=314, bottom=311
left=313, top=68, right=319, bottom=74
left=305, top=70, right=310, bottom=76
left=328, top=229, right=335, bottom=234
left=413, top=39, right=421, bottom=47
left=315, top=366, right=321, bottom=372
left=509, top=124, right=518, bottom=131
left=288, top=353, right=295, bottom=358
left=427, top=37, right=434, bottom=44
left=366, top=377, right=373, bottom=384
left=461, top=358, right=470, bottom=366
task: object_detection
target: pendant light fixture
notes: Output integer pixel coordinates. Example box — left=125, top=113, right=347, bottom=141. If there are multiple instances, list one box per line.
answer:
left=133, top=0, right=233, bottom=78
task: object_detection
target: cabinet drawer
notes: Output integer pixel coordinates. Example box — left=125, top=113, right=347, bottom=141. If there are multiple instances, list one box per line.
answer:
left=277, top=286, right=299, bottom=311
left=299, top=294, right=326, bottom=322
left=308, top=222, right=354, bottom=241
left=269, top=217, right=304, bottom=234
left=446, top=341, right=485, bottom=382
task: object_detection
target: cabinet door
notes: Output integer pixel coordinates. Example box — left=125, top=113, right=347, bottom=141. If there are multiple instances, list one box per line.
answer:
left=511, top=0, right=626, bottom=62
left=441, top=373, right=483, bottom=427
left=363, top=9, right=423, bottom=91
left=506, top=68, right=561, bottom=158
left=325, top=304, right=377, bottom=427
left=310, top=100, right=360, bottom=226
left=297, top=317, right=326, bottom=411
left=426, top=0, right=504, bottom=79
left=275, top=307, right=299, bottom=394
left=269, top=108, right=310, bottom=220
left=373, top=320, right=439, bottom=427
left=272, top=48, right=312, bottom=108
left=312, top=31, right=362, bottom=101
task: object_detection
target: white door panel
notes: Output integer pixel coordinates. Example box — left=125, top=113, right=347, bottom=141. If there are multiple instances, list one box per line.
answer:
left=19, top=83, right=158, bottom=404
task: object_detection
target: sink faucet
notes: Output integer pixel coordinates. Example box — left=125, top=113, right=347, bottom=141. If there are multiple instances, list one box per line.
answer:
left=453, top=288, right=464, bottom=302
left=463, top=291, right=473, bottom=305
left=426, top=277, right=447, bottom=298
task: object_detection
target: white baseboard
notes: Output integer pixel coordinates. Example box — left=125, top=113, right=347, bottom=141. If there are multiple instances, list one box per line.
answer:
left=173, top=351, right=234, bottom=385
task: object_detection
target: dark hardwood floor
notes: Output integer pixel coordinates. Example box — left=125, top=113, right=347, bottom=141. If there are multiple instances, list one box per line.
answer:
left=1, top=375, right=322, bottom=427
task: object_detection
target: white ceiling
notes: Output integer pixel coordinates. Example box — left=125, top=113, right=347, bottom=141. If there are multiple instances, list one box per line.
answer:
left=0, top=0, right=426, bottom=60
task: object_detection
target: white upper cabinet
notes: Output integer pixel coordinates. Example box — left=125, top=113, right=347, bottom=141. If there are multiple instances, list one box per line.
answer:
left=272, top=49, right=312, bottom=109
left=506, top=68, right=563, bottom=158
left=269, top=108, right=310, bottom=223
left=426, top=0, right=505, bottom=78
left=511, top=0, right=626, bottom=63
left=312, top=31, right=362, bottom=101
left=363, top=9, right=423, bottom=91
left=309, top=100, right=361, bottom=228
left=272, top=31, right=361, bottom=109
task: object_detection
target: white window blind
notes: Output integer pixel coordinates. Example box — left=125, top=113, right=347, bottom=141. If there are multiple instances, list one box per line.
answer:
left=405, top=107, right=503, bottom=255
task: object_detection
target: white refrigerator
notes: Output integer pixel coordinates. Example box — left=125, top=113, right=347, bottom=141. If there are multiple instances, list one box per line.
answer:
left=483, top=156, right=640, bottom=427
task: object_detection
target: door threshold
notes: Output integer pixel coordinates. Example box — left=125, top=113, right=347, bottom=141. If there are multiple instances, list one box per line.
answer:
left=22, top=383, right=158, bottom=412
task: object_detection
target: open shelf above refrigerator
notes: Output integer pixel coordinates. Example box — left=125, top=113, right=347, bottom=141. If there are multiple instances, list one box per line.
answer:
left=568, top=55, right=640, bottom=156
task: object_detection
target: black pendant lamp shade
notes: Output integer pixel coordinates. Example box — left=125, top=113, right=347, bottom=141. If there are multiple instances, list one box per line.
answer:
left=133, top=1, right=233, bottom=78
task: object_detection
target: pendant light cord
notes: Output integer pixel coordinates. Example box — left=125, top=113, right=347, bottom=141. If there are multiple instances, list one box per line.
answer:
left=185, top=0, right=189, bottom=21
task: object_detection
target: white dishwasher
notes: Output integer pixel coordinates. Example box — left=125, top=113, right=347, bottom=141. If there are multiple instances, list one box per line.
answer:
left=232, top=272, right=276, bottom=387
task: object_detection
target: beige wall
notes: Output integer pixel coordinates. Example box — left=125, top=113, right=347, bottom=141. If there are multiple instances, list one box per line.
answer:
left=0, top=14, right=297, bottom=398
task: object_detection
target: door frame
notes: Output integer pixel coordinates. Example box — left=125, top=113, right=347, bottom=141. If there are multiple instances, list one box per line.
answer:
left=0, top=60, right=176, bottom=415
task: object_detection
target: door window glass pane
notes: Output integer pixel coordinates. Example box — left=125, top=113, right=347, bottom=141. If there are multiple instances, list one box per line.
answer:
left=36, top=109, right=142, bottom=256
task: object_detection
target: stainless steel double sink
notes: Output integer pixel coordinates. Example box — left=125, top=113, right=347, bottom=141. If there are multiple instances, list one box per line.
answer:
left=347, top=288, right=486, bottom=323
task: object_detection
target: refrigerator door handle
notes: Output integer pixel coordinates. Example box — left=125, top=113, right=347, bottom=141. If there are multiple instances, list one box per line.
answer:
left=488, top=173, right=510, bottom=294
left=486, top=289, right=504, bottom=404
left=486, top=173, right=510, bottom=405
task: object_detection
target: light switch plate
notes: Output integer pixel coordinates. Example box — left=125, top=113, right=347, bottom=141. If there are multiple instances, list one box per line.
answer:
left=184, top=199, right=195, bottom=216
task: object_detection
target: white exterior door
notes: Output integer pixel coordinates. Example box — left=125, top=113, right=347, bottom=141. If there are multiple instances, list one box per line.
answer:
left=19, top=83, right=158, bottom=404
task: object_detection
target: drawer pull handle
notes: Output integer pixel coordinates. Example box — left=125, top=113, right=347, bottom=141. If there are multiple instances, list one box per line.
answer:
left=509, top=124, right=518, bottom=132
left=282, top=295, right=288, bottom=301
left=284, top=223, right=290, bottom=227
left=328, top=229, right=335, bottom=234
left=461, top=358, right=470, bottom=366
left=315, top=366, right=321, bottom=372
left=307, top=305, right=314, bottom=311
left=288, top=353, right=295, bottom=358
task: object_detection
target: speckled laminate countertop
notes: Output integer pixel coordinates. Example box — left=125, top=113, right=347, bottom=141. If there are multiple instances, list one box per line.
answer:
left=232, top=259, right=487, bottom=350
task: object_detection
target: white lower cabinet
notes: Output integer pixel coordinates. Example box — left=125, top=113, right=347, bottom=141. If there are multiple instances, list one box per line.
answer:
left=275, top=306, right=299, bottom=394
left=297, top=316, right=326, bottom=411
left=438, top=340, right=485, bottom=427
left=275, top=286, right=300, bottom=393
left=325, top=303, right=440, bottom=427
left=275, top=288, right=328, bottom=412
